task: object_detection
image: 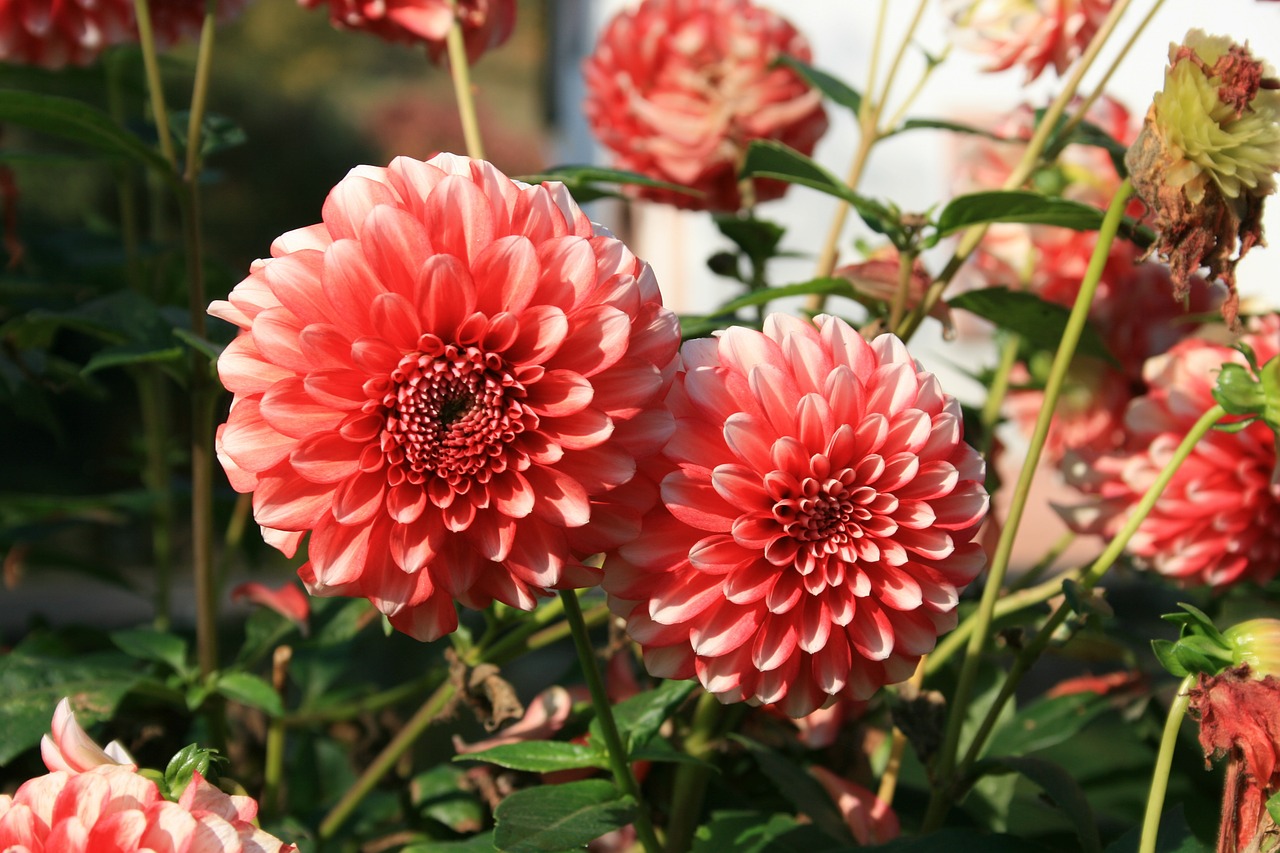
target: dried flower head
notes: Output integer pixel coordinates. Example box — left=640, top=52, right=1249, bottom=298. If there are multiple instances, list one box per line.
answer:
left=1126, top=30, right=1280, bottom=327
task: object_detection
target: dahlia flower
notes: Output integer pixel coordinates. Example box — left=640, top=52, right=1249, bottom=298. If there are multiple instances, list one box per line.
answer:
left=0, top=0, right=248, bottom=67
left=0, top=700, right=295, bottom=853
left=297, top=0, right=514, bottom=64
left=604, top=315, right=989, bottom=716
left=947, top=0, right=1113, bottom=82
left=1126, top=30, right=1280, bottom=327
left=582, top=0, right=828, bottom=212
left=211, top=153, right=680, bottom=641
left=1060, top=314, right=1280, bottom=588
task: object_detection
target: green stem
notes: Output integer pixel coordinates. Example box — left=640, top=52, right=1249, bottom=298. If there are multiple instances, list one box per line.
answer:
left=261, top=645, right=291, bottom=819
left=979, top=335, right=1020, bottom=456
left=924, top=179, right=1133, bottom=829
left=1139, top=675, right=1194, bottom=853
left=897, top=0, right=1137, bottom=342
left=664, top=691, right=724, bottom=853
left=888, top=248, right=916, bottom=331
left=954, top=403, right=1226, bottom=789
left=318, top=680, right=457, bottom=840
left=560, top=590, right=662, bottom=853
left=873, top=0, right=929, bottom=115
left=1009, top=530, right=1076, bottom=592
left=445, top=0, right=485, bottom=160
left=137, top=371, right=174, bottom=631
left=184, top=4, right=219, bottom=182
left=131, top=0, right=176, bottom=167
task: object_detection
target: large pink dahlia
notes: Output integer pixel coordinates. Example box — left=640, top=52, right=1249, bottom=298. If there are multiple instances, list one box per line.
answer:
left=211, top=153, right=680, bottom=641
left=1060, top=314, right=1280, bottom=588
left=603, top=315, right=989, bottom=716
left=298, top=0, right=515, bottom=64
left=582, top=0, right=828, bottom=212
left=0, top=0, right=248, bottom=67
left=947, top=0, right=1113, bottom=82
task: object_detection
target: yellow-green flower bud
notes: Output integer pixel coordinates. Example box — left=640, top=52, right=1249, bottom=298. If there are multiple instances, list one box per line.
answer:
left=1224, top=617, right=1280, bottom=677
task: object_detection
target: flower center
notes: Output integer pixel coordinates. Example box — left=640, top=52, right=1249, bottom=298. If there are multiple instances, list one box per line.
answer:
left=766, top=470, right=899, bottom=581
left=379, top=336, right=535, bottom=490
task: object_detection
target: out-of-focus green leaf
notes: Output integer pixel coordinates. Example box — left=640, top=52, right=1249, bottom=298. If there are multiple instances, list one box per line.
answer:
left=729, top=735, right=854, bottom=846
left=410, top=765, right=485, bottom=834
left=981, top=756, right=1102, bottom=853
left=714, top=214, right=786, bottom=271
left=1104, top=804, right=1208, bottom=852
left=936, top=191, right=1105, bottom=235
left=454, top=740, right=608, bottom=773
left=516, top=165, right=700, bottom=203
left=680, top=277, right=855, bottom=338
left=403, top=831, right=497, bottom=853
left=861, top=829, right=1050, bottom=851
left=775, top=55, right=862, bottom=114
left=0, top=640, right=140, bottom=765
left=214, top=671, right=284, bottom=717
left=0, top=89, right=176, bottom=185
left=740, top=141, right=900, bottom=238
left=985, top=691, right=1114, bottom=757
left=109, top=628, right=190, bottom=677
left=170, top=111, right=247, bottom=159
left=948, top=287, right=1114, bottom=363
left=693, top=810, right=844, bottom=853
left=493, top=779, right=635, bottom=853
left=889, top=118, right=1007, bottom=140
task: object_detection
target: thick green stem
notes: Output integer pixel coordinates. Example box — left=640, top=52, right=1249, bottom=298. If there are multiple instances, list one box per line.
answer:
left=184, top=6, right=219, bottom=182
left=261, top=645, right=291, bottom=819
left=1139, top=676, right=1194, bottom=853
left=560, top=590, right=662, bottom=853
left=445, top=0, right=485, bottom=160
left=979, top=335, right=1020, bottom=456
left=664, top=691, right=725, bottom=853
left=924, top=179, right=1133, bottom=829
left=137, top=372, right=174, bottom=631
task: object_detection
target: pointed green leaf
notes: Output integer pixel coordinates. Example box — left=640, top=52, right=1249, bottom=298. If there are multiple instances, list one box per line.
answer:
left=453, top=740, right=608, bottom=773
left=515, top=165, right=700, bottom=203
left=214, top=671, right=284, bottom=717
left=493, top=779, right=635, bottom=853
left=948, top=287, right=1114, bottom=362
left=110, top=628, right=190, bottom=676
left=0, top=89, right=176, bottom=186
left=775, top=55, right=862, bottom=114
left=983, top=756, right=1102, bottom=853
left=936, top=191, right=1106, bottom=235
left=590, top=678, right=696, bottom=752
left=163, top=743, right=223, bottom=801
left=729, top=735, right=854, bottom=846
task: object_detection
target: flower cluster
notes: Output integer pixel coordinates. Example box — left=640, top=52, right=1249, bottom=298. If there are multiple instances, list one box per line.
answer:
left=211, top=153, right=681, bottom=642
left=582, top=0, right=828, bottom=211
left=947, top=0, right=1113, bottom=82
left=1060, top=314, right=1280, bottom=588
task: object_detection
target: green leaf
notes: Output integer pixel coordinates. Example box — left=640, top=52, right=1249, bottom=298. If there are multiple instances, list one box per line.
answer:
left=516, top=164, right=699, bottom=203
left=1266, top=789, right=1280, bottom=828
left=403, top=833, right=497, bottom=853
left=890, top=117, right=1007, bottom=141
left=775, top=55, right=862, bottom=114
left=214, top=671, right=284, bottom=717
left=714, top=214, right=786, bottom=271
left=740, top=141, right=900, bottom=238
left=0, top=89, right=176, bottom=186
left=454, top=740, right=608, bottom=773
left=170, top=111, right=247, bottom=159
left=411, top=765, right=485, bottom=834
left=935, top=190, right=1106, bottom=236
left=493, top=779, right=635, bottom=853
left=948, top=287, right=1114, bottom=363
left=1152, top=639, right=1189, bottom=678
left=982, top=756, right=1102, bottom=853
left=109, top=628, right=190, bottom=676
left=1104, top=804, right=1208, bottom=853
left=729, top=735, right=854, bottom=846
left=680, top=277, right=856, bottom=337
left=82, top=343, right=185, bottom=375
left=591, top=678, right=697, bottom=752
left=163, top=743, right=222, bottom=801
left=0, top=641, right=140, bottom=765
left=693, top=810, right=842, bottom=853
left=985, top=691, right=1114, bottom=757
left=861, top=829, right=1048, bottom=851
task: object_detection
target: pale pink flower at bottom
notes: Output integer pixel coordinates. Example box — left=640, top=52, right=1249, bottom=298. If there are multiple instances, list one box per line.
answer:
left=605, top=315, right=989, bottom=716
left=1059, top=314, right=1280, bottom=588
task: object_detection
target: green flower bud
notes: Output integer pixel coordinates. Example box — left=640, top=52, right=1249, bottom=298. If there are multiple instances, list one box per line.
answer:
left=1224, top=618, right=1280, bottom=677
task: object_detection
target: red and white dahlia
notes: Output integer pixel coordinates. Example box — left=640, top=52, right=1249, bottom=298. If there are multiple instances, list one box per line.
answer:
left=947, top=0, right=1113, bottom=82
left=0, top=0, right=248, bottom=67
left=297, top=0, right=515, bottom=64
left=582, top=0, right=828, bottom=212
left=1060, top=314, right=1280, bottom=588
left=211, top=153, right=681, bottom=641
left=603, top=315, right=989, bottom=716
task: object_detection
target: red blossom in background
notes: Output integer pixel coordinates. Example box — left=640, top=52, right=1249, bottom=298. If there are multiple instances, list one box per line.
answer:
left=0, top=0, right=248, bottom=67
left=809, top=766, right=900, bottom=846
left=582, top=0, right=828, bottom=212
left=604, top=315, right=988, bottom=716
left=1189, top=666, right=1280, bottom=853
left=947, top=0, right=1113, bottom=82
left=231, top=580, right=311, bottom=628
left=297, top=0, right=514, bottom=63
left=211, top=153, right=681, bottom=642
left=1059, top=314, right=1280, bottom=588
